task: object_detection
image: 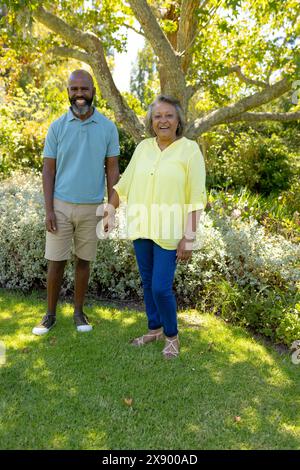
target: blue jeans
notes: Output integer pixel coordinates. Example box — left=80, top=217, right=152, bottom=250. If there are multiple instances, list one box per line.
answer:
left=133, top=239, right=178, bottom=338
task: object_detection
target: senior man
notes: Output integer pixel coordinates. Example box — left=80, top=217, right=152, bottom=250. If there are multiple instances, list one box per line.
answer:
left=33, top=69, right=119, bottom=335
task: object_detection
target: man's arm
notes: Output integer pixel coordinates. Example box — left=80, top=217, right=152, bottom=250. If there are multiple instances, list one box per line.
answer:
left=105, top=156, right=120, bottom=200
left=102, top=156, right=120, bottom=234
left=42, top=158, right=57, bottom=233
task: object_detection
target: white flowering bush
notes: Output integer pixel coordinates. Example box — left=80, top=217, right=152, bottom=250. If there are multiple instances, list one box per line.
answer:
left=1, top=171, right=299, bottom=345
left=0, top=172, right=46, bottom=289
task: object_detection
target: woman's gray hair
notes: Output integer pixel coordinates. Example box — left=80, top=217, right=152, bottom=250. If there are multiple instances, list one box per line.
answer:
left=145, top=95, right=185, bottom=137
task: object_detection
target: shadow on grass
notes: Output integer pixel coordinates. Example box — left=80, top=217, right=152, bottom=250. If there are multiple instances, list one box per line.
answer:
left=0, top=289, right=299, bottom=450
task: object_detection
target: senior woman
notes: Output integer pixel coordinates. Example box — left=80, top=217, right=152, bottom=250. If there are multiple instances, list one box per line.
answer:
left=104, top=95, right=206, bottom=358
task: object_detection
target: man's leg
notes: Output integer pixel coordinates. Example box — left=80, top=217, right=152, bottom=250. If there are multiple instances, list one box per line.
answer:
left=33, top=198, right=73, bottom=336
left=32, top=260, right=66, bottom=336
left=74, top=257, right=90, bottom=315
left=72, top=203, right=100, bottom=332
left=73, top=257, right=93, bottom=332
left=47, top=260, right=67, bottom=315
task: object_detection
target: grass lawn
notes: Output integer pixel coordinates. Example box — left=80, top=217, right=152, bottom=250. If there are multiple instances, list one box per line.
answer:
left=0, top=288, right=299, bottom=450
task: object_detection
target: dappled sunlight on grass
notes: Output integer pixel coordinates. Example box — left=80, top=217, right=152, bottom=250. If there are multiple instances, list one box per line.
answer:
left=82, top=429, right=108, bottom=450
left=59, top=302, right=143, bottom=331
left=207, top=369, right=224, bottom=384
left=265, top=369, right=294, bottom=387
left=0, top=289, right=299, bottom=449
left=119, top=316, right=139, bottom=326
left=50, top=434, right=70, bottom=450
left=281, top=423, right=300, bottom=438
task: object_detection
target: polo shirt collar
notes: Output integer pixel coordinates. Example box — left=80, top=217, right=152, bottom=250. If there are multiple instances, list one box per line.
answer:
left=67, top=107, right=101, bottom=123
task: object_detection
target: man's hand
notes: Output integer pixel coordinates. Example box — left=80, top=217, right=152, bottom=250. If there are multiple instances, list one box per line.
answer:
left=176, top=236, right=194, bottom=262
left=45, top=210, right=57, bottom=233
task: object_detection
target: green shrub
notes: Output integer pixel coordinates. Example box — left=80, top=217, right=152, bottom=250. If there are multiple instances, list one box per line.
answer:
left=276, top=304, right=300, bottom=346
left=0, top=85, right=52, bottom=177
left=205, top=130, right=294, bottom=195
left=255, top=136, right=293, bottom=195
left=200, top=279, right=300, bottom=344
left=118, top=128, right=136, bottom=173
left=281, top=179, right=300, bottom=217
left=208, top=187, right=300, bottom=243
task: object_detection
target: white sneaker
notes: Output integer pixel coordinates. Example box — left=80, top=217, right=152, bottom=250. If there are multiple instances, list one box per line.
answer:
left=74, top=313, right=93, bottom=332
left=32, top=314, right=56, bottom=336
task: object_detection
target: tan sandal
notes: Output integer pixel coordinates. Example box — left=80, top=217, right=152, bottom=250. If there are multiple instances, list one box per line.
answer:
left=163, top=336, right=180, bottom=359
left=131, top=328, right=164, bottom=347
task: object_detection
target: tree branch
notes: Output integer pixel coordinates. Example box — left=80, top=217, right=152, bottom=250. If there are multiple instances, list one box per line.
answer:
left=225, top=111, right=300, bottom=124
left=186, top=80, right=206, bottom=100
left=186, top=77, right=293, bottom=137
left=123, top=23, right=145, bottom=37
left=177, top=0, right=201, bottom=73
left=189, top=63, right=270, bottom=102
left=227, top=65, right=268, bottom=88
left=128, top=0, right=177, bottom=66
left=51, top=46, right=92, bottom=64
left=199, top=0, right=222, bottom=32
left=33, top=5, right=144, bottom=141
left=33, top=5, right=92, bottom=50
left=128, top=0, right=187, bottom=107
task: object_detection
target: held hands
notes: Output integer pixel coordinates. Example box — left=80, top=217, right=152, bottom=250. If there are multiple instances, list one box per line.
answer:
left=95, top=203, right=116, bottom=239
left=97, top=203, right=116, bottom=237
left=176, top=236, right=194, bottom=262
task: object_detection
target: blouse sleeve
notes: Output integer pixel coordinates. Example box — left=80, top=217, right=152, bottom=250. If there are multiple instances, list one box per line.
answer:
left=113, top=145, right=139, bottom=202
left=186, top=143, right=207, bottom=212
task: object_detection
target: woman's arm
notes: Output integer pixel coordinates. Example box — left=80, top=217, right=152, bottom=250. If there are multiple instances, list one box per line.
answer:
left=176, top=209, right=202, bottom=261
left=177, top=143, right=207, bottom=261
left=105, top=156, right=120, bottom=200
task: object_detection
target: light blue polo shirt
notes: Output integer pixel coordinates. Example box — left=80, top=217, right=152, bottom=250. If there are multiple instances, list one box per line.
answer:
left=43, top=108, right=120, bottom=203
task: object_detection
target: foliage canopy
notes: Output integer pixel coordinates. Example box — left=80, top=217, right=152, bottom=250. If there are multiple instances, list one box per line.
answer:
left=1, top=1, right=299, bottom=140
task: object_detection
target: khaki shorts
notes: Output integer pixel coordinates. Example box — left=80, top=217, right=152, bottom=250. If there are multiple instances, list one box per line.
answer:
left=45, top=198, right=101, bottom=261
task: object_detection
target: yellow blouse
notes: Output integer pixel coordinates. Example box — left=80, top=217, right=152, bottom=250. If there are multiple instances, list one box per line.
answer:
left=113, top=137, right=207, bottom=249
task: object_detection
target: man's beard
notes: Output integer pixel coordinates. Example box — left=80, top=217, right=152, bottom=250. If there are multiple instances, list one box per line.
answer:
left=69, top=96, right=93, bottom=116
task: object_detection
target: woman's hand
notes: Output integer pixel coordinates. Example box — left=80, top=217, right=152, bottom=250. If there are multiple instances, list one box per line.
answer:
left=176, top=236, right=194, bottom=261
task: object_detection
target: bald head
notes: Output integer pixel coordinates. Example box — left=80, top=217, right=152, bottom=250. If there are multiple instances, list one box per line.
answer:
left=68, top=69, right=94, bottom=87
